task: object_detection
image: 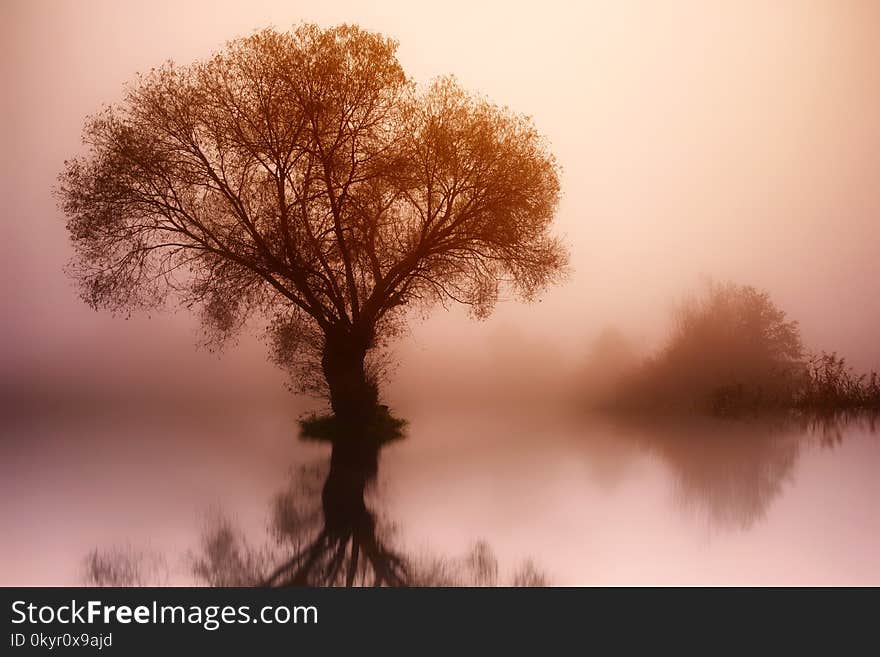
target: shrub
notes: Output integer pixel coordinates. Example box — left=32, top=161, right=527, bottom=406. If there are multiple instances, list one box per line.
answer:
left=615, top=282, right=805, bottom=412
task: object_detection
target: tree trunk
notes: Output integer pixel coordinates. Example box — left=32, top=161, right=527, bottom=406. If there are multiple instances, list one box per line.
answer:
left=321, top=327, right=379, bottom=423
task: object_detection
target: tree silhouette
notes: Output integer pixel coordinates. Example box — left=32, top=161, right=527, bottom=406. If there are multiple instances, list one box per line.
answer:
left=612, top=282, right=806, bottom=412
left=82, top=416, right=550, bottom=587
left=263, top=417, right=408, bottom=586
left=58, top=24, right=566, bottom=419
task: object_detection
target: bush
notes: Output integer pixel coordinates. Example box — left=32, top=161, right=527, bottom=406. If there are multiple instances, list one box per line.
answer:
left=615, top=282, right=805, bottom=412
left=798, top=352, right=880, bottom=410
left=606, top=282, right=879, bottom=414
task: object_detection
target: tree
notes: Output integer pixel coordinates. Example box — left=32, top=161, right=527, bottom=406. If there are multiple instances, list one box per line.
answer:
left=666, top=282, right=804, bottom=407
left=58, top=24, right=566, bottom=420
left=615, top=282, right=805, bottom=411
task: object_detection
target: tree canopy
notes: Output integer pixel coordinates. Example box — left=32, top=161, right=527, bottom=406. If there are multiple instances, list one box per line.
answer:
left=614, top=282, right=806, bottom=412
left=58, top=24, right=566, bottom=411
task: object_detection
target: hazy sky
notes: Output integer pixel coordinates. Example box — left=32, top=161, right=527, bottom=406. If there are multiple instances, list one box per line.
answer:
left=3, top=0, right=879, bottom=403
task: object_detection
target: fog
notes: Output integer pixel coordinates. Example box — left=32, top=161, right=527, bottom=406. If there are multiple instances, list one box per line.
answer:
left=3, top=0, right=879, bottom=408
left=4, top=2, right=880, bottom=587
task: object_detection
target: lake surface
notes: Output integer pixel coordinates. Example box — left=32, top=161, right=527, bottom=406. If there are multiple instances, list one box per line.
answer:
left=2, top=401, right=878, bottom=585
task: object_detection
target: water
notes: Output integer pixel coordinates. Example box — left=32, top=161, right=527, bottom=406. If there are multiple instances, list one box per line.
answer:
left=2, top=402, right=878, bottom=585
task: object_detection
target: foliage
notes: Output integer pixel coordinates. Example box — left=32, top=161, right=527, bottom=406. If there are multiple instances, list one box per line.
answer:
left=798, top=352, right=880, bottom=411
left=58, top=24, right=566, bottom=399
left=605, top=282, right=879, bottom=414
left=615, top=282, right=805, bottom=412
left=298, top=407, right=407, bottom=445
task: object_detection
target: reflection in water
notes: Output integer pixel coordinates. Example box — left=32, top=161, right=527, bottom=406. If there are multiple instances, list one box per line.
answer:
left=85, top=545, right=168, bottom=587
left=79, top=408, right=878, bottom=585
left=600, top=411, right=878, bottom=531
left=264, top=415, right=408, bottom=586
left=84, top=412, right=549, bottom=587
left=610, top=414, right=801, bottom=530
left=805, top=411, right=879, bottom=449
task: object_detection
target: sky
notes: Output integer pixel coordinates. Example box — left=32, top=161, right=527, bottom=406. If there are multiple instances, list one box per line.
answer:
left=2, top=0, right=880, bottom=588
left=2, top=0, right=879, bottom=407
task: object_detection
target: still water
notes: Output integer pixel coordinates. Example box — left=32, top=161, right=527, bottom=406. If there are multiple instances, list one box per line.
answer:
left=2, top=401, right=878, bottom=585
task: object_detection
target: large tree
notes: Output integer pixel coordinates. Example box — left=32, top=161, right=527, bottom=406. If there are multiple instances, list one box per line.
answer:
left=59, top=24, right=567, bottom=420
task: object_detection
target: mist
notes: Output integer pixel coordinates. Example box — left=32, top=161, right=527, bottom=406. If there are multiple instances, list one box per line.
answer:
left=3, top=3, right=880, bottom=590
left=2, top=0, right=879, bottom=418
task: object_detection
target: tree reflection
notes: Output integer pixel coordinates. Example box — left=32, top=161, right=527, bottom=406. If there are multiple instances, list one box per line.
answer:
left=264, top=412, right=408, bottom=586
left=605, top=411, right=876, bottom=531
left=84, top=410, right=548, bottom=587
left=802, top=409, right=879, bottom=449
left=604, top=414, right=801, bottom=530
left=262, top=412, right=548, bottom=586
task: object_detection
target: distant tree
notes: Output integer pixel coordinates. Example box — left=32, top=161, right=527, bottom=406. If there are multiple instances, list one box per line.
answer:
left=58, top=24, right=566, bottom=420
left=618, top=282, right=805, bottom=411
